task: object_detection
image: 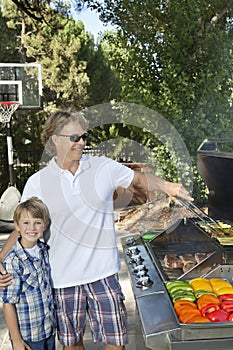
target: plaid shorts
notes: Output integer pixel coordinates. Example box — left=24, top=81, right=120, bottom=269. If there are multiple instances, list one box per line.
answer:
left=53, top=274, right=128, bottom=346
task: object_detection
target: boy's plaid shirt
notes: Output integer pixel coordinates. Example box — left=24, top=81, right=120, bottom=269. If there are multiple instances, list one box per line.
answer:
left=0, top=240, right=56, bottom=342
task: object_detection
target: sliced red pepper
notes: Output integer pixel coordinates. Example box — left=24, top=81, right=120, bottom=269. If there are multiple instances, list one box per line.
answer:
left=200, top=303, right=220, bottom=317
left=221, top=300, right=233, bottom=306
left=206, top=309, right=229, bottom=322
left=218, top=294, right=233, bottom=302
left=222, top=305, right=233, bottom=313
left=227, top=313, right=233, bottom=321
left=221, top=300, right=233, bottom=312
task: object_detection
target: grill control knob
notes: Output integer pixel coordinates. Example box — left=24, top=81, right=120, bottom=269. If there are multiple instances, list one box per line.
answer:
left=127, top=247, right=140, bottom=256
left=125, top=236, right=135, bottom=245
left=136, top=276, right=153, bottom=288
left=130, top=254, right=144, bottom=265
left=136, top=270, right=148, bottom=278
left=133, top=265, right=148, bottom=274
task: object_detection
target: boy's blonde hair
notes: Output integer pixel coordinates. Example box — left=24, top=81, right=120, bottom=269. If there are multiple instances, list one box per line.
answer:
left=14, top=197, right=50, bottom=227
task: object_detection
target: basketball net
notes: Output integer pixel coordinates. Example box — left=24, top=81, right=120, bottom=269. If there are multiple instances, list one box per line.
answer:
left=0, top=102, right=20, bottom=123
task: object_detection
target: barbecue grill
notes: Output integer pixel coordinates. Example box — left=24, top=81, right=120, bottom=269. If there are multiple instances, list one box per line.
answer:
left=197, top=139, right=233, bottom=221
left=122, top=139, right=233, bottom=350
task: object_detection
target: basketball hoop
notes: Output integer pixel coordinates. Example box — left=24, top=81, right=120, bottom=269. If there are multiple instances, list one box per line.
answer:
left=0, top=101, right=20, bottom=123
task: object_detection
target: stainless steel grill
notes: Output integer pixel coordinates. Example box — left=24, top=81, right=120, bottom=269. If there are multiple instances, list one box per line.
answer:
left=122, top=139, right=233, bottom=350
left=122, top=220, right=233, bottom=350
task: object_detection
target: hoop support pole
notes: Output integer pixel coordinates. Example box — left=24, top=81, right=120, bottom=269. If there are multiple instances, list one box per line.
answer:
left=6, top=122, right=15, bottom=186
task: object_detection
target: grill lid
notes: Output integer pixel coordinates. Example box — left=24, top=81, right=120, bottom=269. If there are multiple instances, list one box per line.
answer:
left=197, top=139, right=233, bottom=222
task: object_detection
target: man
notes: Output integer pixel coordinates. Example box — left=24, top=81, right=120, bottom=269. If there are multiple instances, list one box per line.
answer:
left=0, top=110, right=192, bottom=350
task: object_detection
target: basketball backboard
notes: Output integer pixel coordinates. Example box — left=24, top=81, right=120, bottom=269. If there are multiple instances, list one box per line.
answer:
left=0, top=63, right=42, bottom=109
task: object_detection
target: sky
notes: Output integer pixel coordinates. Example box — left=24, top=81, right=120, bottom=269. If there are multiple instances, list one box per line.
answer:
left=72, top=5, right=115, bottom=38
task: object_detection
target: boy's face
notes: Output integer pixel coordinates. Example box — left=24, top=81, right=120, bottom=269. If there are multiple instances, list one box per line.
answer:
left=14, top=211, right=46, bottom=249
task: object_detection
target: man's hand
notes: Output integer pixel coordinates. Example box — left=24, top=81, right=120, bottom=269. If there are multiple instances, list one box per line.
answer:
left=166, top=182, right=193, bottom=202
left=0, top=263, right=12, bottom=290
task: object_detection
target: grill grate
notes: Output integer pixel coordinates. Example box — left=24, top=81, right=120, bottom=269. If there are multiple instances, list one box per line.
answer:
left=146, top=219, right=225, bottom=280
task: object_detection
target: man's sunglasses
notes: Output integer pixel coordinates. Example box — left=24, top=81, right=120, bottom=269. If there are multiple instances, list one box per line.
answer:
left=58, top=133, right=88, bottom=142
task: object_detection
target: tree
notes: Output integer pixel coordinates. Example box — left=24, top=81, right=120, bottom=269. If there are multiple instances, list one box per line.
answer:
left=86, top=43, right=121, bottom=105
left=99, top=31, right=157, bottom=107
left=7, top=0, right=72, bottom=24
left=85, top=0, right=233, bottom=155
left=82, top=1, right=233, bottom=201
left=25, top=17, right=91, bottom=109
left=0, top=10, right=20, bottom=62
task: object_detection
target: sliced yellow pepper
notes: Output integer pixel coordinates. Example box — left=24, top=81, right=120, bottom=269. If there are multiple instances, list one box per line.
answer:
left=189, top=278, right=209, bottom=285
left=210, top=278, right=231, bottom=286
left=216, top=287, right=233, bottom=296
left=190, top=280, right=213, bottom=292
left=210, top=278, right=232, bottom=292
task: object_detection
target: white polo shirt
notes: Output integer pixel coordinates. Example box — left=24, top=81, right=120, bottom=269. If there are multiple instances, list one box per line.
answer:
left=21, top=155, right=134, bottom=288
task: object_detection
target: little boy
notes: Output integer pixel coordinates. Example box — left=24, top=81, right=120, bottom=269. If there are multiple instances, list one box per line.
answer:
left=0, top=197, right=56, bottom=350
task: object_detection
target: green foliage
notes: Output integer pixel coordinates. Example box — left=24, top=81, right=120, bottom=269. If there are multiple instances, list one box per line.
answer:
left=86, top=0, right=233, bottom=151
left=0, top=9, right=20, bottom=62
left=25, top=17, right=91, bottom=109
left=85, top=0, right=233, bottom=202
left=86, top=44, right=121, bottom=105
left=192, top=164, right=209, bottom=204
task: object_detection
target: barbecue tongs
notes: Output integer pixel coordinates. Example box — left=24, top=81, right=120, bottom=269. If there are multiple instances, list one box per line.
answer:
left=177, top=197, right=224, bottom=235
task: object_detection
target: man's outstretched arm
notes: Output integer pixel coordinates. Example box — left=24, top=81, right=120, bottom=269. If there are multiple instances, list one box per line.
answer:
left=131, top=171, right=193, bottom=202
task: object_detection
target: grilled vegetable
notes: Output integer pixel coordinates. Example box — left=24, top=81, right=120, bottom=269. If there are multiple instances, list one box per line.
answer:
left=198, top=221, right=233, bottom=241
left=189, top=278, right=214, bottom=292
left=166, top=280, right=192, bottom=290
left=197, top=294, right=220, bottom=309
left=227, top=313, right=233, bottom=321
left=216, top=287, right=233, bottom=296
left=168, top=285, right=193, bottom=294
left=205, top=309, right=229, bottom=322
left=172, top=294, right=196, bottom=303
left=173, top=300, right=197, bottom=311
left=175, top=305, right=198, bottom=315
left=196, top=293, right=220, bottom=317
left=220, top=300, right=233, bottom=313
left=186, top=315, right=211, bottom=323
left=210, top=278, right=233, bottom=293
left=166, top=280, right=196, bottom=302
left=189, top=277, right=210, bottom=284
left=218, top=294, right=233, bottom=302
left=200, top=303, right=220, bottom=317
left=194, top=290, right=217, bottom=299
left=178, top=309, right=201, bottom=323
